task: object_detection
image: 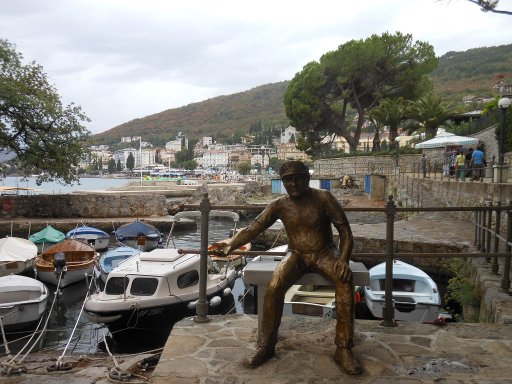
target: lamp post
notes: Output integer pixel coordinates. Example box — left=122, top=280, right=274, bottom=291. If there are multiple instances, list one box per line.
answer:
left=260, top=146, right=266, bottom=173
left=498, top=97, right=511, bottom=183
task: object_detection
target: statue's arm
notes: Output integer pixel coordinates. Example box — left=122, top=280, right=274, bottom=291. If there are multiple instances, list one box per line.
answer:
left=212, top=201, right=280, bottom=255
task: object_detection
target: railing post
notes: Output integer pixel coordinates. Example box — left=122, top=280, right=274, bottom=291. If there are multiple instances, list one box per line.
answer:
left=492, top=202, right=501, bottom=275
left=381, top=195, right=397, bottom=327
left=474, top=209, right=480, bottom=247
left=480, top=204, right=486, bottom=251
left=195, top=193, right=211, bottom=323
left=485, top=201, right=492, bottom=261
left=501, top=208, right=511, bottom=292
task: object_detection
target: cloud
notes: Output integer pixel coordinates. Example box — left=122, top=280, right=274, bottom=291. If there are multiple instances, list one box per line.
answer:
left=1, top=0, right=511, bottom=133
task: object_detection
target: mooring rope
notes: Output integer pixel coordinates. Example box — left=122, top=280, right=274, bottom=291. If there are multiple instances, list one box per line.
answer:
left=0, top=270, right=65, bottom=375
left=52, top=272, right=96, bottom=370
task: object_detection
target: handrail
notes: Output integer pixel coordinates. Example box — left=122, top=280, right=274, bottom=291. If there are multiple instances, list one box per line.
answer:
left=188, top=193, right=512, bottom=326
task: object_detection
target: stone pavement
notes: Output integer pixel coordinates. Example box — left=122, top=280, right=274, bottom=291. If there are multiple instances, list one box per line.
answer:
left=151, top=314, right=512, bottom=384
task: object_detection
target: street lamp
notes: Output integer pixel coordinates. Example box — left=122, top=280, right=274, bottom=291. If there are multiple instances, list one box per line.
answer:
left=498, top=97, right=511, bottom=182
left=260, top=146, right=266, bottom=172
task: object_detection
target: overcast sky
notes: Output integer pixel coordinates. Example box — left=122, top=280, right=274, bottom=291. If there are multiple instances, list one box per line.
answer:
left=1, top=0, right=511, bottom=134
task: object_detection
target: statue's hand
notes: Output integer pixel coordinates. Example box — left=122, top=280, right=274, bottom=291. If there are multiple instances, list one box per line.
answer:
left=335, top=259, right=352, bottom=283
left=208, top=241, right=231, bottom=256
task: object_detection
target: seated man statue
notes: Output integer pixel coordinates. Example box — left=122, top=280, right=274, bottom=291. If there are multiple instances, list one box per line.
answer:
left=211, top=160, right=362, bottom=375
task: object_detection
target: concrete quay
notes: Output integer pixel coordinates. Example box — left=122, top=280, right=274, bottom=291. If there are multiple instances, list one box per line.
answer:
left=151, top=314, right=512, bottom=384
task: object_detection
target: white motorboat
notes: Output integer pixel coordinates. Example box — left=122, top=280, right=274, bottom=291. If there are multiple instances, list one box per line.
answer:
left=363, top=259, right=441, bottom=322
left=84, top=248, right=237, bottom=332
left=66, top=225, right=110, bottom=251
left=0, top=275, right=48, bottom=332
left=0, top=237, right=38, bottom=277
left=96, top=246, right=142, bottom=282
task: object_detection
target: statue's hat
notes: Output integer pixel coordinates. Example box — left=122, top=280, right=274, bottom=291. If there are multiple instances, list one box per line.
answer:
left=279, top=160, right=309, bottom=178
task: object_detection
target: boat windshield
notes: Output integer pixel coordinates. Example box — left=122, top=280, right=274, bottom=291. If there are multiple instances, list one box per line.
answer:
left=105, top=277, right=129, bottom=295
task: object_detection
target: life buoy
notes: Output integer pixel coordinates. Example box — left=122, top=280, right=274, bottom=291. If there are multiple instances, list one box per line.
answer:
left=1, top=197, right=13, bottom=212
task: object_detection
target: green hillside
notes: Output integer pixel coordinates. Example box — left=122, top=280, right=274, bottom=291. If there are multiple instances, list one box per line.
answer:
left=92, top=44, right=512, bottom=146
left=92, top=82, right=290, bottom=146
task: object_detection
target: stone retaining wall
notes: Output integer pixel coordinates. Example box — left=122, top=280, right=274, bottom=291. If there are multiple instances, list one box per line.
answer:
left=0, top=193, right=168, bottom=218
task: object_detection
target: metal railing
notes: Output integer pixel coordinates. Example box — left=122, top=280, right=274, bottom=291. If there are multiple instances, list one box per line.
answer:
left=180, top=193, right=512, bottom=325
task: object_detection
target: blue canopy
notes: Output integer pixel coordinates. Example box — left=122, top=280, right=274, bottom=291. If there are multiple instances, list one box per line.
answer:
left=115, top=220, right=161, bottom=240
left=66, top=226, right=109, bottom=238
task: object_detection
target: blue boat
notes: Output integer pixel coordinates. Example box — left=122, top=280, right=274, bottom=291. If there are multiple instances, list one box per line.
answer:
left=96, top=246, right=142, bottom=282
left=66, top=225, right=110, bottom=251
left=114, top=220, right=162, bottom=251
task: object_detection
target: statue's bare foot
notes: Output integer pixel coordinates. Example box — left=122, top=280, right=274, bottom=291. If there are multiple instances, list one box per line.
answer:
left=334, top=347, right=363, bottom=375
left=243, top=346, right=275, bottom=368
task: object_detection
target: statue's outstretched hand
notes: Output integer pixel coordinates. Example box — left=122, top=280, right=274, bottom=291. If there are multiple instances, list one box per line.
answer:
left=335, top=259, right=352, bottom=283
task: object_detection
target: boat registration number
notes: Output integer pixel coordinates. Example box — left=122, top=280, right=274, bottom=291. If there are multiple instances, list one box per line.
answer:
left=138, top=307, right=164, bottom=317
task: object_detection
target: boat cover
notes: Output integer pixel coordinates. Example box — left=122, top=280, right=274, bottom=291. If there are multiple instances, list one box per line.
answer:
left=29, top=225, right=66, bottom=244
left=66, top=226, right=109, bottom=238
left=115, top=220, right=160, bottom=239
left=0, top=237, right=38, bottom=262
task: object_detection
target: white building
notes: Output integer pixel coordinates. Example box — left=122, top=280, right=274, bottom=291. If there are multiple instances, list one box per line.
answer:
left=202, top=150, right=229, bottom=168
left=121, top=136, right=142, bottom=144
left=114, top=147, right=156, bottom=170
left=281, top=126, right=297, bottom=144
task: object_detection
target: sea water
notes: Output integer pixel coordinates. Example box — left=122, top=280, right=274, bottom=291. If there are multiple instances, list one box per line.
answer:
left=1, top=176, right=134, bottom=194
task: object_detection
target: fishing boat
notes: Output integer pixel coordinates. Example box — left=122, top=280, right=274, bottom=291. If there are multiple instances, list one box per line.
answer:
left=29, top=225, right=66, bottom=253
left=114, top=220, right=162, bottom=251
left=84, top=248, right=237, bottom=332
left=0, top=237, right=38, bottom=277
left=66, top=225, right=110, bottom=251
left=35, top=239, right=98, bottom=288
left=96, top=246, right=142, bottom=282
left=0, top=275, right=48, bottom=332
left=363, top=259, right=441, bottom=322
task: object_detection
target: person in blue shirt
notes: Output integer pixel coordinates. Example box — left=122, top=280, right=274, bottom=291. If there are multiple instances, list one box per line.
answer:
left=470, top=145, right=485, bottom=182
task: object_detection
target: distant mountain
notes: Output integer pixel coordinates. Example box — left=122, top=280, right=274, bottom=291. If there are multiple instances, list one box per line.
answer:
left=92, top=82, right=290, bottom=146
left=92, top=44, right=512, bottom=146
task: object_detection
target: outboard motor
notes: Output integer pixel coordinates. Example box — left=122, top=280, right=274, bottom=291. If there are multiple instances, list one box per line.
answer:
left=54, top=252, right=67, bottom=279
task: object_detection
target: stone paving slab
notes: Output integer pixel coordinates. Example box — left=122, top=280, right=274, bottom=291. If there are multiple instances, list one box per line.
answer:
left=151, top=314, right=512, bottom=384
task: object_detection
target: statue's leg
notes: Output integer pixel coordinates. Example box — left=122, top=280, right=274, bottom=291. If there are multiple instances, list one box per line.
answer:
left=315, top=249, right=363, bottom=376
left=245, top=251, right=304, bottom=368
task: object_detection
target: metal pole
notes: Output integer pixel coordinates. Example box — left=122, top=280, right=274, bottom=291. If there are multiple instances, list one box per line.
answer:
left=381, top=195, right=397, bottom=327
left=195, top=193, right=211, bottom=323
left=492, top=202, right=501, bottom=274
left=486, top=201, right=492, bottom=261
left=501, top=209, right=511, bottom=292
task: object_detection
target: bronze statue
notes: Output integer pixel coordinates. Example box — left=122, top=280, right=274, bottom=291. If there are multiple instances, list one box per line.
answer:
left=211, top=160, right=362, bottom=375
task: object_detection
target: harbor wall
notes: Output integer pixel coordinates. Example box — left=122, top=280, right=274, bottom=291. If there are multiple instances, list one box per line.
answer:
left=0, top=193, right=168, bottom=219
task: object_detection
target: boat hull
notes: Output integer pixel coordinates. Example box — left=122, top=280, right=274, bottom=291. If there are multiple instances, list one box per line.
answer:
left=364, top=295, right=440, bottom=322
left=85, top=278, right=236, bottom=332
left=363, top=260, right=441, bottom=322
left=37, top=265, right=95, bottom=288
left=0, top=258, right=36, bottom=277
left=0, top=275, right=48, bottom=332
left=118, top=238, right=160, bottom=252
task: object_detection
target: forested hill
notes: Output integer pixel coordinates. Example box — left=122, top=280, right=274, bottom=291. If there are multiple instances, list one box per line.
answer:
left=92, top=82, right=290, bottom=146
left=431, top=44, right=512, bottom=99
left=92, top=44, right=512, bottom=146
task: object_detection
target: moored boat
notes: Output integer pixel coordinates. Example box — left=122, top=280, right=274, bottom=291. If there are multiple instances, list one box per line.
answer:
left=66, top=225, right=110, bottom=251
left=35, top=239, right=98, bottom=288
left=0, top=237, right=38, bottom=277
left=96, top=246, right=142, bottom=282
left=115, top=220, right=162, bottom=251
left=0, top=274, right=48, bottom=332
left=29, top=225, right=66, bottom=253
left=84, top=248, right=237, bottom=332
left=363, top=259, right=441, bottom=322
